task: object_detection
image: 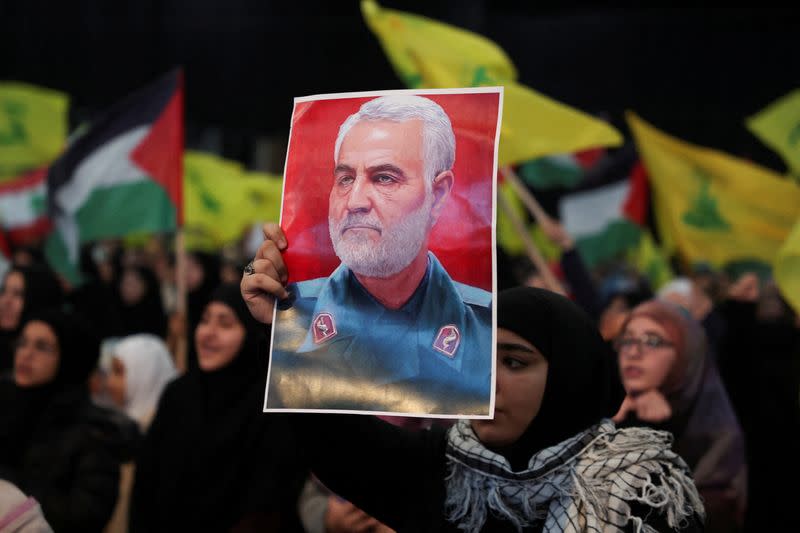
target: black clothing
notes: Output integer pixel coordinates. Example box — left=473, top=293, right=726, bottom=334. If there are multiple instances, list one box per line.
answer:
left=495, top=287, right=625, bottom=466
left=294, top=288, right=699, bottom=532
left=116, top=266, right=167, bottom=338
left=130, top=284, right=306, bottom=532
left=0, top=381, right=133, bottom=533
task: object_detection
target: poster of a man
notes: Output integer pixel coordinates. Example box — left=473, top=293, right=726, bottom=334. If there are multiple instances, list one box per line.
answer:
left=260, top=88, right=502, bottom=416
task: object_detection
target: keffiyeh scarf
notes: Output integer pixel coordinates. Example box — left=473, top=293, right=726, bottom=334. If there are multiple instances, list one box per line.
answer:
left=444, top=419, right=704, bottom=533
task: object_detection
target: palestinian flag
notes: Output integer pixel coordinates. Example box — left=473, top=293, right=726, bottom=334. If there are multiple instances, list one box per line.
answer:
left=0, top=232, right=10, bottom=277
left=558, top=160, right=648, bottom=265
left=45, top=69, right=183, bottom=283
left=0, top=167, right=51, bottom=245
left=518, top=148, right=605, bottom=190
left=558, top=160, right=673, bottom=289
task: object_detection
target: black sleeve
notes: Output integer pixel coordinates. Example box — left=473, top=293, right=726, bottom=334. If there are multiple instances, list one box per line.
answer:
left=36, top=434, right=120, bottom=533
left=716, top=300, right=757, bottom=427
left=292, top=413, right=448, bottom=532
left=128, top=383, right=175, bottom=533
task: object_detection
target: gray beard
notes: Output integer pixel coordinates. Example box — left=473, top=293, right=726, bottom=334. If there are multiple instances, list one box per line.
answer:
left=329, top=194, right=433, bottom=278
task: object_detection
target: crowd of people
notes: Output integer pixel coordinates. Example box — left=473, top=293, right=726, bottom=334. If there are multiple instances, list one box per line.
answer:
left=0, top=213, right=797, bottom=532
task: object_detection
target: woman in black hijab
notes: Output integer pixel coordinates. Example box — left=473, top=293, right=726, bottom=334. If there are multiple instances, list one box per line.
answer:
left=129, top=284, right=305, bottom=532
left=0, top=309, right=133, bottom=533
left=116, top=266, right=167, bottom=338
left=0, top=265, right=63, bottom=375
left=292, top=287, right=705, bottom=532
left=185, top=251, right=221, bottom=371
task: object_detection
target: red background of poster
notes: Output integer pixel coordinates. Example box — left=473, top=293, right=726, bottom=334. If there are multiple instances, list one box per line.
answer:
left=280, top=91, right=499, bottom=291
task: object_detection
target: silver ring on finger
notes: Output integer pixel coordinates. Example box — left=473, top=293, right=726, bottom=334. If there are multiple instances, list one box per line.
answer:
left=244, top=261, right=255, bottom=276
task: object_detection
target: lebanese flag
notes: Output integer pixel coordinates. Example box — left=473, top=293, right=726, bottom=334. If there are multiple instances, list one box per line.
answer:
left=0, top=167, right=51, bottom=245
left=45, top=69, right=183, bottom=282
left=558, top=160, right=650, bottom=267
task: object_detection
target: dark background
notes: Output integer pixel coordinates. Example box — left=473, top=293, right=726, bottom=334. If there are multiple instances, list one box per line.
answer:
left=2, top=2, right=797, bottom=172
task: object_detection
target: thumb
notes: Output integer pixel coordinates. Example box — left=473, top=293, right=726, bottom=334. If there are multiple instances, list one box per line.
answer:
left=612, top=395, right=634, bottom=423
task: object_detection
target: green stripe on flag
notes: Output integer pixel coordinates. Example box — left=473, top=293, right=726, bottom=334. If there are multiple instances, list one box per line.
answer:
left=574, top=219, right=642, bottom=268
left=77, top=179, right=176, bottom=242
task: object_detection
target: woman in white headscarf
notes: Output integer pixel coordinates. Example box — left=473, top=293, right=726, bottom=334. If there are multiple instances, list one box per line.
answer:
left=104, top=334, right=177, bottom=533
left=106, top=335, right=177, bottom=430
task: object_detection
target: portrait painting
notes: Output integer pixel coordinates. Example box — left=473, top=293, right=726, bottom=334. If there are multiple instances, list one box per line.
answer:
left=265, top=87, right=502, bottom=417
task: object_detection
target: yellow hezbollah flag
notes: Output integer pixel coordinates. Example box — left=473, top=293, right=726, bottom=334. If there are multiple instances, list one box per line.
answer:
left=184, top=151, right=246, bottom=251
left=775, top=220, right=800, bottom=313
left=746, top=89, right=800, bottom=178
left=628, top=112, right=800, bottom=268
left=239, top=170, right=283, bottom=227
left=0, top=82, right=69, bottom=180
left=184, top=151, right=283, bottom=251
left=361, top=0, right=622, bottom=166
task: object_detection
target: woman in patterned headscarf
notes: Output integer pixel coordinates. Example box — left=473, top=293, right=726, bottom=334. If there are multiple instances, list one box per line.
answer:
left=292, top=287, right=705, bottom=532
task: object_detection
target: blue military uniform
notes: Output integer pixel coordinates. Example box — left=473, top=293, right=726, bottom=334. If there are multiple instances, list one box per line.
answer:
left=266, top=252, right=492, bottom=415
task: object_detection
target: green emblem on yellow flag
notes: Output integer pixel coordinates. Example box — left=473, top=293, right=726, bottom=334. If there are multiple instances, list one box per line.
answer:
left=184, top=151, right=283, bottom=251
left=628, top=111, right=800, bottom=268
left=185, top=166, right=222, bottom=214
left=682, top=170, right=730, bottom=231
left=0, top=82, right=68, bottom=180
left=0, top=100, right=29, bottom=145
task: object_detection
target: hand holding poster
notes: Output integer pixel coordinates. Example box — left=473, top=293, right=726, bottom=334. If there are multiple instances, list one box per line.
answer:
left=256, top=88, right=502, bottom=417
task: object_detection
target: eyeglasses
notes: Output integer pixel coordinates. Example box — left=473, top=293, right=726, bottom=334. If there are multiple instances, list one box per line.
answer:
left=614, top=334, right=674, bottom=353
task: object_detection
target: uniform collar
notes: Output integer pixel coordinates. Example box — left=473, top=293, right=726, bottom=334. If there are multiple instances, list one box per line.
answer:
left=296, top=252, right=469, bottom=376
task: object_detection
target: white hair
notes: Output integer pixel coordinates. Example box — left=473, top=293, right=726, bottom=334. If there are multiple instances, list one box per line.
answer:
left=334, top=94, right=456, bottom=185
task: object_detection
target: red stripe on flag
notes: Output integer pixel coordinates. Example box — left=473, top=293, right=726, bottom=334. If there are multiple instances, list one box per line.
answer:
left=130, top=71, right=184, bottom=225
left=0, top=231, right=11, bottom=259
left=622, top=160, right=649, bottom=226
left=7, top=218, right=53, bottom=246
left=573, top=147, right=605, bottom=170
left=0, top=168, right=47, bottom=194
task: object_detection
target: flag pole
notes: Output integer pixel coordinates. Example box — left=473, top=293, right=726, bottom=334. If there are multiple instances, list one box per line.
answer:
left=174, top=229, right=188, bottom=373
left=501, top=166, right=549, bottom=224
left=497, top=190, right=566, bottom=295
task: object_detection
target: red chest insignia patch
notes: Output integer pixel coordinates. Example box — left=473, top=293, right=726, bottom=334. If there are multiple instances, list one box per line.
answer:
left=433, top=324, right=461, bottom=358
left=312, top=313, right=337, bottom=344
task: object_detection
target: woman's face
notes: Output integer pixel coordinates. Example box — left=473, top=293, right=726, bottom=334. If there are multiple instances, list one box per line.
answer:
left=617, top=316, right=678, bottom=395
left=120, top=269, right=146, bottom=306
left=472, top=328, right=548, bottom=448
left=107, top=357, right=127, bottom=408
left=185, top=255, right=205, bottom=292
left=195, top=302, right=246, bottom=372
left=0, top=271, right=26, bottom=331
left=14, top=320, right=60, bottom=387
